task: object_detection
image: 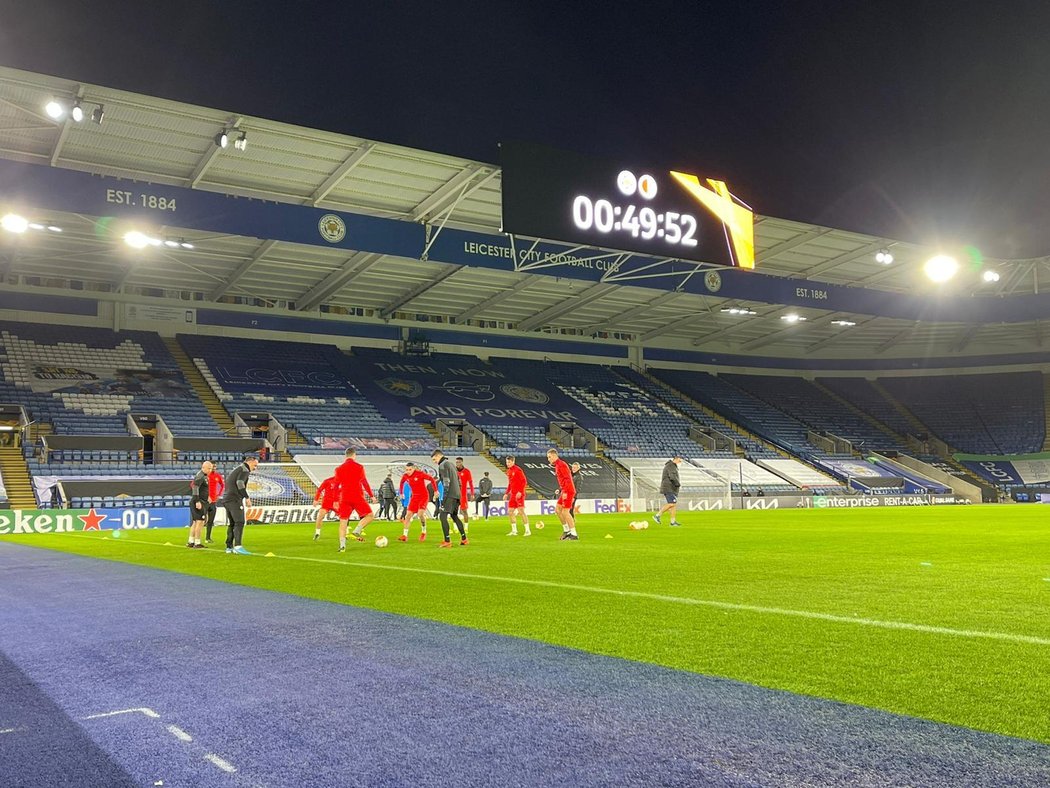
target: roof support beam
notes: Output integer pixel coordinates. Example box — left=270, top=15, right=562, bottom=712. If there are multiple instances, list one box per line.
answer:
left=738, top=312, right=840, bottom=352
left=516, top=282, right=617, bottom=332
left=410, top=165, right=492, bottom=222
left=805, top=316, right=878, bottom=352
left=308, top=143, right=375, bottom=205
left=874, top=322, right=920, bottom=354
left=210, top=240, right=279, bottom=300
left=378, top=265, right=465, bottom=318
left=296, top=252, right=383, bottom=311
left=755, top=227, right=832, bottom=266
left=641, top=312, right=711, bottom=343
left=950, top=323, right=982, bottom=353
left=584, top=291, right=684, bottom=333
left=453, top=278, right=533, bottom=324
left=798, top=240, right=891, bottom=279
left=189, top=116, right=242, bottom=188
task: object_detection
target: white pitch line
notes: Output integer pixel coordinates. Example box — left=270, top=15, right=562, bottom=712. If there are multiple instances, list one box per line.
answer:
left=0, top=726, right=25, bottom=734
left=82, top=707, right=161, bottom=720
left=166, top=724, right=192, bottom=742
left=66, top=533, right=1050, bottom=648
left=205, top=754, right=237, bottom=773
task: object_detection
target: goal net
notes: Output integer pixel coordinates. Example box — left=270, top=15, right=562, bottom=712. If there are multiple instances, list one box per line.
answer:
left=628, top=464, right=732, bottom=513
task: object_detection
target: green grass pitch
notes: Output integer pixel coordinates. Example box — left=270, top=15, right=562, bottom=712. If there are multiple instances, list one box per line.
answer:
left=4, top=505, right=1050, bottom=744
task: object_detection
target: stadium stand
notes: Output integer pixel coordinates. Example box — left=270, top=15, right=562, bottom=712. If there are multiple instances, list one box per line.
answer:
left=178, top=335, right=438, bottom=454
left=0, top=321, right=222, bottom=437
left=877, top=372, right=1045, bottom=454
left=816, top=377, right=916, bottom=439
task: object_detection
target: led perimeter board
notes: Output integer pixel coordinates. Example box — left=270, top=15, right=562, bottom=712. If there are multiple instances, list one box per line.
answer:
left=500, top=142, right=755, bottom=269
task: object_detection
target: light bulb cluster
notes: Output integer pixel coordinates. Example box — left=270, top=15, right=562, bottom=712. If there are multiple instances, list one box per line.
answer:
left=123, top=231, right=194, bottom=250
left=214, top=128, right=248, bottom=151
left=720, top=307, right=757, bottom=315
left=1, top=213, right=62, bottom=234
left=45, top=98, right=104, bottom=125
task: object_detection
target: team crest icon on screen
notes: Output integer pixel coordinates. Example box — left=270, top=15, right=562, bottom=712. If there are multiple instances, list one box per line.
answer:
left=500, top=384, right=550, bottom=405
left=318, top=214, right=346, bottom=243
left=704, top=270, right=722, bottom=293
left=377, top=378, right=423, bottom=398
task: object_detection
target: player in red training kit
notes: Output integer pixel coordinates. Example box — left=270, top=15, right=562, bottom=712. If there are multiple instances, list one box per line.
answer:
left=455, top=456, right=474, bottom=529
left=312, top=474, right=340, bottom=541
left=206, top=463, right=225, bottom=543
left=334, top=447, right=375, bottom=552
left=504, top=456, right=530, bottom=537
left=398, top=461, right=438, bottom=542
left=548, top=448, right=578, bottom=541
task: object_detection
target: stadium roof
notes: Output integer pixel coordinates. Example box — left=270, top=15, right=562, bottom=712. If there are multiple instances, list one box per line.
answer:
left=1, top=65, right=1048, bottom=361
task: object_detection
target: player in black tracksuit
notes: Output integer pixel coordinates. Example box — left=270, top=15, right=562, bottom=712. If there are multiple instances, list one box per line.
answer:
left=431, top=449, right=467, bottom=546
left=224, top=455, right=259, bottom=554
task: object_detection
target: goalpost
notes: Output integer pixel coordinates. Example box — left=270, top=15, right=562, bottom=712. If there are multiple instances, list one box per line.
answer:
left=628, top=466, right=732, bottom=513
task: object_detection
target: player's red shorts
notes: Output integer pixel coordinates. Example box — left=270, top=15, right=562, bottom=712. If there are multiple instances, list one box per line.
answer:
left=557, top=491, right=574, bottom=509
left=317, top=495, right=337, bottom=512
left=337, top=497, right=372, bottom=520
left=407, top=496, right=429, bottom=514
left=507, top=489, right=525, bottom=508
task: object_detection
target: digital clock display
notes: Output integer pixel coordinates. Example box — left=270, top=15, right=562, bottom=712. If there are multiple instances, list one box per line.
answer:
left=500, top=142, right=754, bottom=269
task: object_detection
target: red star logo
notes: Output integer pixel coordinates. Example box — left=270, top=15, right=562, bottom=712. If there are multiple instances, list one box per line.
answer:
left=78, top=508, right=107, bottom=531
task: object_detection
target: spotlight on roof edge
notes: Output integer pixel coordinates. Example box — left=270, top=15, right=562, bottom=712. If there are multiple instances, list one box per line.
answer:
left=780, top=313, right=806, bottom=323
left=721, top=307, right=757, bottom=315
left=831, top=320, right=857, bottom=327
left=91, top=105, right=105, bottom=125
left=924, top=254, right=959, bottom=283
left=214, top=129, right=229, bottom=149
left=233, top=132, right=248, bottom=151
left=875, top=249, right=894, bottom=265
left=44, top=100, right=64, bottom=119
left=982, top=270, right=1000, bottom=283
left=70, top=100, right=84, bottom=123
left=1, top=214, right=29, bottom=233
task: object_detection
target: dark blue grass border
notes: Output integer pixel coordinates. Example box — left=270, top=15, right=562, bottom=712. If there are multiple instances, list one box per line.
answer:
left=1, top=542, right=1049, bottom=787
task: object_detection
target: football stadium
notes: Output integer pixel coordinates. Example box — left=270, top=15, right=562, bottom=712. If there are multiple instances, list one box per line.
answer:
left=1, top=64, right=1050, bottom=787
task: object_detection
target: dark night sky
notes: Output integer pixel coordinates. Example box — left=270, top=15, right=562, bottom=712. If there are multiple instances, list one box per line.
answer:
left=2, top=0, right=1049, bottom=258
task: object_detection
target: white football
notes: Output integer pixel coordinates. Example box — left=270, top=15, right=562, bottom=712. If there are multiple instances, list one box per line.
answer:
left=374, top=535, right=389, bottom=548
left=535, top=520, right=545, bottom=530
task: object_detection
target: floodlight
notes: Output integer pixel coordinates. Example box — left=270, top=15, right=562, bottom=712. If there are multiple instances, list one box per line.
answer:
left=830, top=320, right=856, bottom=327
left=124, top=231, right=150, bottom=249
left=45, top=100, right=64, bottom=119
left=234, top=132, right=248, bottom=151
left=982, top=270, right=1000, bottom=283
left=46, top=225, right=62, bottom=233
left=780, top=313, right=806, bottom=323
left=214, top=129, right=229, bottom=149
left=91, top=105, right=105, bottom=125
left=70, top=100, right=84, bottom=123
left=875, top=249, right=894, bottom=265
left=179, top=241, right=194, bottom=250
left=1, top=214, right=29, bottom=234
left=924, top=255, right=959, bottom=283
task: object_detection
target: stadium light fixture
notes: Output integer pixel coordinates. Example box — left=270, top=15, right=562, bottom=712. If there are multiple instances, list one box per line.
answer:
left=1, top=214, right=29, bottom=234
left=982, top=270, right=1000, bottom=283
left=233, top=132, right=248, bottom=151
left=44, top=100, right=64, bottom=119
left=214, top=128, right=229, bottom=149
left=123, top=230, right=151, bottom=249
left=924, top=254, right=959, bottom=283
left=780, top=313, right=806, bottom=323
left=721, top=307, right=757, bottom=315
left=179, top=241, right=194, bottom=250
left=70, top=100, right=84, bottom=123
left=830, top=319, right=856, bottom=327
left=875, top=249, right=894, bottom=265
left=46, top=225, right=62, bottom=233
left=91, top=105, right=105, bottom=125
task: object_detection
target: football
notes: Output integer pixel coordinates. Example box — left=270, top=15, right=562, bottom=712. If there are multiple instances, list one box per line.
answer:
left=374, top=535, right=389, bottom=548
left=535, top=520, right=545, bottom=530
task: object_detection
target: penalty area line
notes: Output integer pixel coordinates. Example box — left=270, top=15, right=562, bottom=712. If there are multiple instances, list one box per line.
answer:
left=64, top=533, right=1050, bottom=648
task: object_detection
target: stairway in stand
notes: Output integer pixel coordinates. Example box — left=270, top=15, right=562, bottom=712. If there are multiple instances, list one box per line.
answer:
left=1042, top=373, right=1050, bottom=452
left=0, top=446, right=36, bottom=508
left=163, top=336, right=236, bottom=434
